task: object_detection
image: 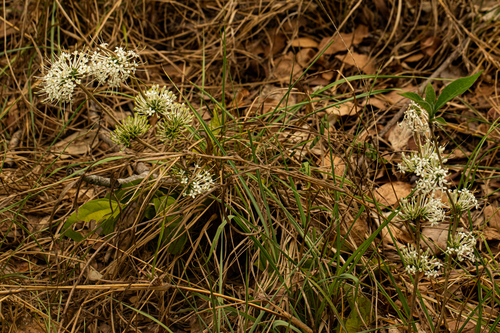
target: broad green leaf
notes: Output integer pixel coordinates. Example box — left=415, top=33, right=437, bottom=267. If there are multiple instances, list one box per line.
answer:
left=398, top=92, right=433, bottom=114
left=434, top=116, right=448, bottom=125
left=398, top=91, right=424, bottom=103
left=62, top=198, right=120, bottom=241
left=338, top=286, right=372, bottom=333
left=425, top=83, right=436, bottom=106
left=64, top=229, right=84, bottom=242
left=435, top=71, right=482, bottom=111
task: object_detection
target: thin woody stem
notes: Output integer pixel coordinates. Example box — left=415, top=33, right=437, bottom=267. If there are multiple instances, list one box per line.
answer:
left=77, top=83, right=160, bottom=152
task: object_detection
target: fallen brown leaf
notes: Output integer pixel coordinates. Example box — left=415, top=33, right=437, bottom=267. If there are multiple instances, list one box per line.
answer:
left=404, top=53, right=425, bottom=63
left=52, top=130, right=99, bottom=158
left=374, top=182, right=413, bottom=207
left=484, top=204, right=500, bottom=233
left=388, top=124, right=412, bottom=151
left=421, top=224, right=448, bottom=255
left=274, top=52, right=303, bottom=81
left=291, top=37, right=318, bottom=48
left=421, top=36, right=442, bottom=57
left=335, top=52, right=375, bottom=75
left=322, top=154, right=346, bottom=177
left=296, top=48, right=315, bottom=68
left=318, top=25, right=369, bottom=55
left=325, top=101, right=357, bottom=116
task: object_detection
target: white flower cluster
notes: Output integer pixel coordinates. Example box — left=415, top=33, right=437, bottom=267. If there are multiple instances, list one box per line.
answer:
left=445, top=231, right=476, bottom=262
left=401, top=244, right=443, bottom=278
left=448, top=189, right=479, bottom=212
left=40, top=51, right=90, bottom=103
left=89, top=44, right=139, bottom=88
left=176, top=164, right=215, bottom=198
left=399, top=101, right=430, bottom=133
left=39, top=45, right=139, bottom=103
left=134, top=85, right=176, bottom=116
left=399, top=140, right=449, bottom=194
left=110, top=115, right=150, bottom=147
left=133, top=85, right=193, bottom=141
left=399, top=196, right=445, bottom=226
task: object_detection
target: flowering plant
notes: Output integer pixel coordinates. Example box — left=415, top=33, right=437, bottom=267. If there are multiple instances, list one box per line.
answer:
left=40, top=45, right=216, bottom=248
left=394, top=73, right=481, bottom=328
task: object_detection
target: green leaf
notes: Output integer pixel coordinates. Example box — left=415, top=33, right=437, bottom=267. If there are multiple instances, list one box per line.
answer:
left=425, top=83, right=436, bottom=106
left=337, top=285, right=372, bottom=333
left=398, top=92, right=433, bottom=114
left=398, top=92, right=424, bottom=103
left=62, top=199, right=120, bottom=241
left=434, top=116, right=448, bottom=125
left=209, top=106, right=222, bottom=136
left=435, top=71, right=482, bottom=111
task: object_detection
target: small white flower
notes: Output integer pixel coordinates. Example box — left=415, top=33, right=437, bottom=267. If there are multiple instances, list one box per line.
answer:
left=399, top=101, right=430, bottom=133
left=134, top=85, right=176, bottom=116
left=398, top=140, right=449, bottom=194
left=446, top=231, right=476, bottom=262
left=39, top=51, right=90, bottom=103
left=401, top=244, right=443, bottom=278
left=156, top=103, right=194, bottom=142
left=398, top=196, right=445, bottom=226
left=448, top=188, right=478, bottom=212
left=89, top=44, right=139, bottom=87
left=110, top=115, right=150, bottom=147
left=173, top=164, right=215, bottom=199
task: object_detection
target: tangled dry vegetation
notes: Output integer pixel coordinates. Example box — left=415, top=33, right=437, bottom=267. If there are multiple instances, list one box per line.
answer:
left=1, top=0, right=500, bottom=332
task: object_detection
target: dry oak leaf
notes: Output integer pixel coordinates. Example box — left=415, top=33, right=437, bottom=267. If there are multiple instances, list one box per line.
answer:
left=52, top=130, right=99, bottom=158
left=421, top=224, right=448, bottom=255
left=296, top=48, right=315, bottom=68
left=291, top=37, right=318, bottom=48
left=382, top=85, right=416, bottom=105
left=325, top=101, right=357, bottom=116
left=322, top=154, right=346, bottom=177
left=482, top=226, right=500, bottom=241
left=274, top=52, right=303, bottom=81
left=318, top=25, right=369, bottom=55
left=388, top=123, right=412, bottom=151
left=335, top=52, right=375, bottom=75
left=374, top=182, right=412, bottom=207
left=484, top=204, right=500, bottom=233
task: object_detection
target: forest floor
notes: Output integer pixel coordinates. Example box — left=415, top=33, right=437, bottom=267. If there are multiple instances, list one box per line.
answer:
left=1, top=0, right=500, bottom=332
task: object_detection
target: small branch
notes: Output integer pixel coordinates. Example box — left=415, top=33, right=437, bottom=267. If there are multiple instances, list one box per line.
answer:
left=67, top=169, right=177, bottom=189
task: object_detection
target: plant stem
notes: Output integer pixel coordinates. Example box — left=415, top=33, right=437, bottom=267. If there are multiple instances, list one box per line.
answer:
left=77, top=83, right=160, bottom=152
left=408, top=272, right=420, bottom=333
left=408, top=218, right=421, bottom=333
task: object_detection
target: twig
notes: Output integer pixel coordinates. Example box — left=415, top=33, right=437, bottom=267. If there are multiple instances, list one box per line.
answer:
left=67, top=168, right=176, bottom=189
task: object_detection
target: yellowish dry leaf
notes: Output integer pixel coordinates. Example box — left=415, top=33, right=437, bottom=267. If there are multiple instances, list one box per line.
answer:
left=291, top=37, right=318, bottom=48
